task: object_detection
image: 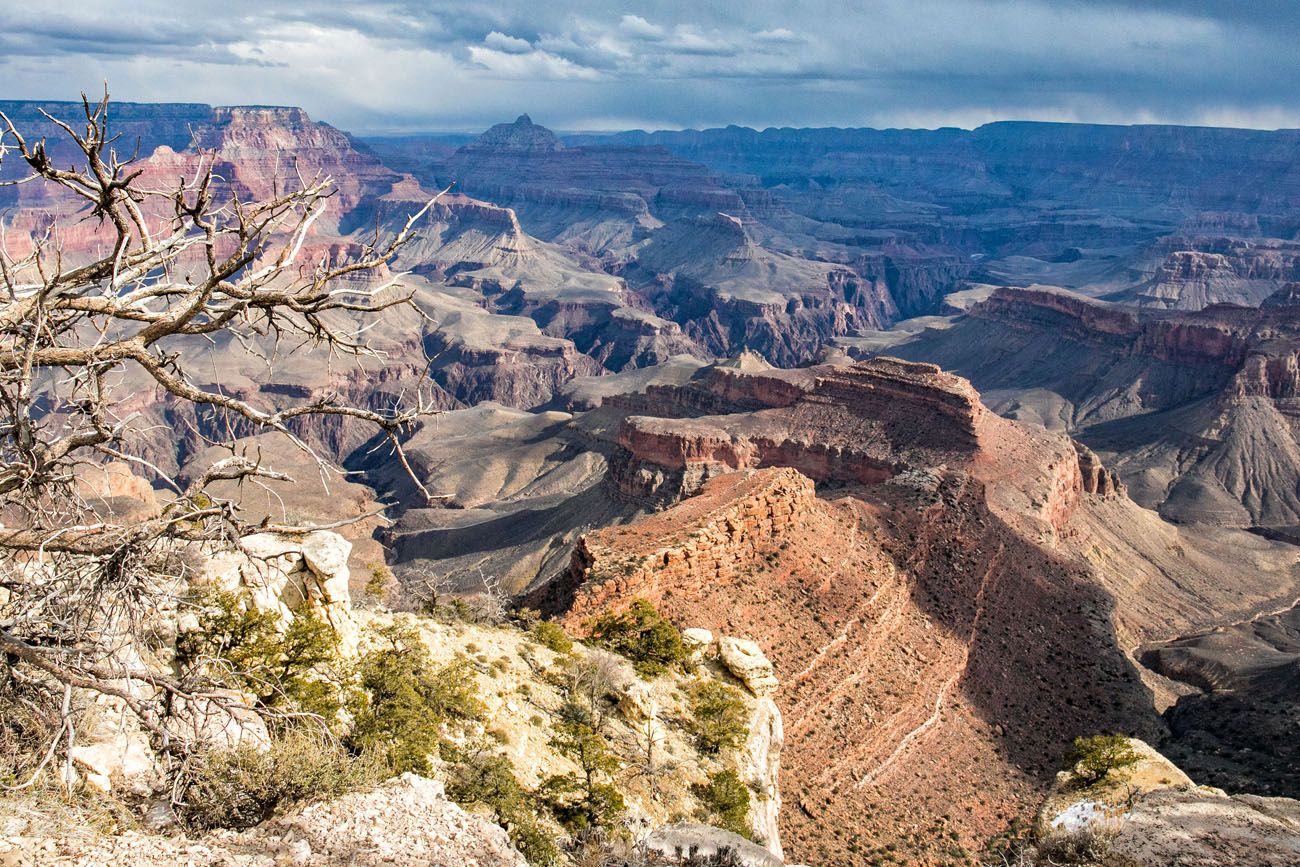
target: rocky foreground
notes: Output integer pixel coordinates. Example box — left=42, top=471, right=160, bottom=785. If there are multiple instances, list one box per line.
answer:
left=0, top=775, right=527, bottom=867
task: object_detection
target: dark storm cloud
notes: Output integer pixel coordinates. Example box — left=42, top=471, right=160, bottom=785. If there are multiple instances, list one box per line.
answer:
left=0, top=0, right=1296, bottom=132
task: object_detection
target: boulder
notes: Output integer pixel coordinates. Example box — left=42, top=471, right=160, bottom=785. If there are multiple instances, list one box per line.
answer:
left=681, top=627, right=714, bottom=661
left=1035, top=738, right=1300, bottom=866
left=719, top=637, right=779, bottom=697
left=68, top=724, right=159, bottom=796
left=644, top=823, right=784, bottom=866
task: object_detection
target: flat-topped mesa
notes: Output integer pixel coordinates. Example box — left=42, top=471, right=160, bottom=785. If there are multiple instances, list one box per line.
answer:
left=971, top=287, right=1140, bottom=338
left=807, top=357, right=984, bottom=444
left=603, top=359, right=812, bottom=418
left=607, top=357, right=987, bottom=503
left=550, top=468, right=817, bottom=624
left=973, top=286, right=1254, bottom=367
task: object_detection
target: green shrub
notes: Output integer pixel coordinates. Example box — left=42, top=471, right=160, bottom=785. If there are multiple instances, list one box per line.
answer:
left=175, top=591, right=345, bottom=721
left=179, top=731, right=381, bottom=830
left=585, top=600, right=688, bottom=677
left=347, top=623, right=483, bottom=775
left=531, top=620, right=574, bottom=655
left=364, top=563, right=394, bottom=605
left=694, top=770, right=754, bottom=840
left=446, top=750, right=561, bottom=866
left=542, top=717, right=625, bottom=832
left=1066, top=734, right=1141, bottom=786
left=685, top=680, right=750, bottom=756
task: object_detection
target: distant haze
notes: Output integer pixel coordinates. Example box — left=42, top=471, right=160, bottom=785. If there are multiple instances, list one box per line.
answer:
left=3, top=0, right=1299, bottom=134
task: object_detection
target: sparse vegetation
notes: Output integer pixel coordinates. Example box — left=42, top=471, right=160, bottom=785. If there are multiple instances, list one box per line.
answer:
left=175, top=591, right=347, bottom=722
left=586, top=600, right=689, bottom=677
left=543, top=712, right=625, bottom=832
left=179, top=731, right=383, bottom=831
left=1034, top=825, right=1116, bottom=864
left=532, top=619, right=575, bottom=654
left=694, top=769, right=754, bottom=840
left=1066, top=734, right=1140, bottom=786
left=347, top=623, right=483, bottom=774
left=364, top=563, right=396, bottom=606
left=446, top=747, right=562, bottom=866
left=685, top=679, right=750, bottom=756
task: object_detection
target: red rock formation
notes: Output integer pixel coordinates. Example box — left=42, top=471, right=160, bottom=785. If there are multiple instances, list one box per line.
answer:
left=607, top=358, right=983, bottom=504
left=545, top=356, right=1298, bottom=865
left=562, top=468, right=818, bottom=621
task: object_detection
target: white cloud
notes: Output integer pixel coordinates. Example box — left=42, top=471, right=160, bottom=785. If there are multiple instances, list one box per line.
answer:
left=467, top=45, right=603, bottom=81
left=483, top=31, right=533, bottom=54
left=754, top=28, right=802, bottom=44
left=619, top=15, right=665, bottom=40
left=3, top=0, right=1300, bottom=132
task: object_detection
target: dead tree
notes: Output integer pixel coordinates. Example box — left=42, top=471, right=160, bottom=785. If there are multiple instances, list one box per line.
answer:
left=0, top=91, right=445, bottom=777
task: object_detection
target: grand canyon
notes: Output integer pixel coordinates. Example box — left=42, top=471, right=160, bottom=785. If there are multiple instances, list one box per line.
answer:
left=4, top=33, right=1300, bottom=867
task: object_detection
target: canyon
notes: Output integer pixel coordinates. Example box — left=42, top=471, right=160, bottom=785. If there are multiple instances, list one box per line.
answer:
left=6, top=97, right=1300, bottom=865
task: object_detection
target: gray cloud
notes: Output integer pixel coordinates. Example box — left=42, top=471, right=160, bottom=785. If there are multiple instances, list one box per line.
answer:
left=0, top=0, right=1296, bottom=133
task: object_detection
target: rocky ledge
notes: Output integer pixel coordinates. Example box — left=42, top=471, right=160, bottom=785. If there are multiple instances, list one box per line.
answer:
left=0, top=775, right=527, bottom=867
left=556, top=468, right=817, bottom=621
left=607, top=357, right=986, bottom=504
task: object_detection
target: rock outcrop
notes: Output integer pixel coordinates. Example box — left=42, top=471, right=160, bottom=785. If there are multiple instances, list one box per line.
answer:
left=644, top=824, right=784, bottom=867
left=606, top=358, right=983, bottom=505
left=58, top=530, right=360, bottom=797
left=200, top=531, right=360, bottom=656
left=719, top=637, right=780, bottom=698
left=1127, top=236, right=1300, bottom=310
left=1036, top=738, right=1300, bottom=867
left=0, top=774, right=529, bottom=867
left=559, top=469, right=818, bottom=616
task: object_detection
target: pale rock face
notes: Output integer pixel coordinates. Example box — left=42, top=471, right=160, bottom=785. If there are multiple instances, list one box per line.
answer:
left=718, top=636, right=779, bottom=697
left=681, top=627, right=715, bottom=661
left=68, top=709, right=160, bottom=796
left=741, top=696, right=785, bottom=860
left=1037, top=737, right=1300, bottom=866
left=201, top=530, right=359, bottom=656
left=644, top=823, right=784, bottom=867
left=715, top=636, right=785, bottom=859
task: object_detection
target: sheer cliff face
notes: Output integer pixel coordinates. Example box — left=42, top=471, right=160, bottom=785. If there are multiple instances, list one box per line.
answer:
left=1126, top=237, right=1300, bottom=310
left=885, top=286, right=1300, bottom=530
left=543, top=357, right=1300, bottom=865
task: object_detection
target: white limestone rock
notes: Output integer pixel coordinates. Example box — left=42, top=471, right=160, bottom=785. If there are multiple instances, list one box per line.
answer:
left=199, top=530, right=358, bottom=656
left=681, top=627, right=714, bottom=662
left=719, top=636, right=778, bottom=697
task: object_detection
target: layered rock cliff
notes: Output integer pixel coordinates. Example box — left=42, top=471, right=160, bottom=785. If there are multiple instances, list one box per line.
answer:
left=887, top=285, right=1300, bottom=529
left=539, top=354, right=1299, bottom=865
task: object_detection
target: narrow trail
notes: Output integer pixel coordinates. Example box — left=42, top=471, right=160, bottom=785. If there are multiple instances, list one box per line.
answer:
left=791, top=562, right=894, bottom=685
left=855, top=541, right=1005, bottom=789
left=856, top=668, right=963, bottom=789
left=787, top=580, right=909, bottom=732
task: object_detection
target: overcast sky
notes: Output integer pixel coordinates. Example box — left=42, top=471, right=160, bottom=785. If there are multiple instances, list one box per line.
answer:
left=2, top=1, right=1298, bottom=134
